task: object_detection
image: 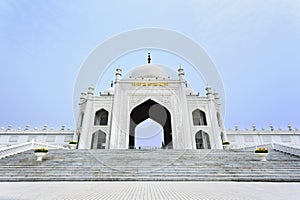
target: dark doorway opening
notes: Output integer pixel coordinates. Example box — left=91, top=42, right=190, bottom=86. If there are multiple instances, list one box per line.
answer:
left=129, top=99, right=172, bottom=149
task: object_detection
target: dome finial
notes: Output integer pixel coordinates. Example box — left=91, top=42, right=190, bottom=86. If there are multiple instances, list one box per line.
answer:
left=147, top=53, right=151, bottom=64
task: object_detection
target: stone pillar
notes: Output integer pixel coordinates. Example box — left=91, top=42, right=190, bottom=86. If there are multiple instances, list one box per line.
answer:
left=78, top=86, right=94, bottom=149
left=206, top=86, right=223, bottom=149
left=213, top=91, right=227, bottom=141
left=110, top=67, right=123, bottom=149
left=178, top=67, right=192, bottom=149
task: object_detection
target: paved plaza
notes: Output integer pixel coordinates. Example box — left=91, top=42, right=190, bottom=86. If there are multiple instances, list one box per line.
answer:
left=0, top=181, right=299, bottom=200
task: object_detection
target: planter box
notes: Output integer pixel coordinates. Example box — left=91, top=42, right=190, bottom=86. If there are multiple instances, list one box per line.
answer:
left=34, top=152, right=48, bottom=161
left=255, top=153, right=269, bottom=161
left=68, top=144, right=77, bottom=149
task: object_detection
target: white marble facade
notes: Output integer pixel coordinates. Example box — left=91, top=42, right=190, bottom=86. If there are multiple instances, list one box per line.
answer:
left=76, top=61, right=225, bottom=150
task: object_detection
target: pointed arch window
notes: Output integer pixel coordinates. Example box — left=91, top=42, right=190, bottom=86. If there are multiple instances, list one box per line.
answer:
left=195, top=130, right=211, bottom=149
left=94, top=109, right=109, bottom=126
left=192, top=109, right=207, bottom=126
left=195, top=131, right=204, bottom=149
left=91, top=130, right=106, bottom=149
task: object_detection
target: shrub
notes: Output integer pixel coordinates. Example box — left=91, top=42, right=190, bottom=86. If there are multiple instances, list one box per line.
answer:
left=34, top=148, right=48, bottom=153
left=222, top=141, right=230, bottom=145
left=69, top=141, right=78, bottom=145
left=255, top=147, right=268, bottom=153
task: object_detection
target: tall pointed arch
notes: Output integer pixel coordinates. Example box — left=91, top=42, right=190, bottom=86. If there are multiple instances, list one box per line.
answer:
left=192, top=109, right=207, bottom=126
left=94, top=109, right=109, bottom=126
left=129, top=99, right=172, bottom=149
left=195, top=130, right=211, bottom=149
left=91, top=130, right=106, bottom=149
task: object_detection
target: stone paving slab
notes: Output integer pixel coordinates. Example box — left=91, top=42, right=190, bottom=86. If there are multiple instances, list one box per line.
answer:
left=0, top=181, right=299, bottom=200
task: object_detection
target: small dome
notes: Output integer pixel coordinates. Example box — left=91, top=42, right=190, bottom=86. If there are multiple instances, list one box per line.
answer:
left=104, top=87, right=114, bottom=95
left=130, top=64, right=169, bottom=79
left=186, top=87, right=195, bottom=95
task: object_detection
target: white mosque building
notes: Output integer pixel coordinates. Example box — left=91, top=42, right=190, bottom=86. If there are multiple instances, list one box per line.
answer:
left=76, top=54, right=225, bottom=150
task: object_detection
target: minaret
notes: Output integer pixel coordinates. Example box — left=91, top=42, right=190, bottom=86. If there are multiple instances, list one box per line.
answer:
left=205, top=86, right=224, bottom=149
left=110, top=66, right=123, bottom=149
left=78, top=85, right=94, bottom=149
left=177, top=66, right=192, bottom=148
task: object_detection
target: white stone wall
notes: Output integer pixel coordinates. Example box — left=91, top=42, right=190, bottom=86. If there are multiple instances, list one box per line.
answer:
left=227, top=129, right=300, bottom=149
left=77, top=83, right=225, bottom=149
left=0, top=126, right=74, bottom=148
left=77, top=91, right=114, bottom=149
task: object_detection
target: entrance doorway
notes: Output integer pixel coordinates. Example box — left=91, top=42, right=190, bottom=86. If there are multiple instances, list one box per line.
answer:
left=129, top=99, right=172, bottom=149
left=135, top=118, right=164, bottom=149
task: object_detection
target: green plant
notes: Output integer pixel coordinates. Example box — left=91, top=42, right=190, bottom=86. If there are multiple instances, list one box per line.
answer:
left=255, top=147, right=268, bottom=153
left=222, top=141, right=230, bottom=145
left=69, top=141, right=78, bottom=145
left=34, top=148, right=48, bottom=153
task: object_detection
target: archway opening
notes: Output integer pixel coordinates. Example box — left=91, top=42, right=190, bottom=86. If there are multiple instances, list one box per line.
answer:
left=91, top=130, right=106, bottom=149
left=129, top=99, right=172, bottom=149
left=94, top=109, right=108, bottom=126
left=135, top=118, right=164, bottom=149
left=195, top=130, right=211, bottom=149
left=192, top=109, right=207, bottom=126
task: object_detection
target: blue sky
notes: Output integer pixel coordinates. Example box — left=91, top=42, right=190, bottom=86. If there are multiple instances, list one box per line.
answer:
left=0, top=0, right=300, bottom=131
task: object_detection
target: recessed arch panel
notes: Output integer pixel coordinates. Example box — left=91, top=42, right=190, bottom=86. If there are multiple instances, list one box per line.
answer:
left=192, top=109, right=207, bottom=126
left=195, top=130, right=211, bottom=149
left=91, top=130, right=107, bottom=149
left=94, top=109, right=109, bottom=126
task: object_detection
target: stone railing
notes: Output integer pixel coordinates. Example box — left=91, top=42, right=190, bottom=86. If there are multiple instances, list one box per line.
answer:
left=0, top=142, right=33, bottom=159
left=0, top=140, right=65, bottom=159
left=272, top=142, right=300, bottom=157
left=234, top=143, right=271, bottom=151
left=233, top=142, right=300, bottom=157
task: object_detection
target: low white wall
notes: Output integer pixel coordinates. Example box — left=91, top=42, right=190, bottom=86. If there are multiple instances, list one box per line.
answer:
left=227, top=130, right=300, bottom=149
left=0, top=130, right=75, bottom=148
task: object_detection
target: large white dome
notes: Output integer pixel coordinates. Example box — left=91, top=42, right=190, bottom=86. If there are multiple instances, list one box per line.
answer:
left=130, top=64, right=170, bottom=79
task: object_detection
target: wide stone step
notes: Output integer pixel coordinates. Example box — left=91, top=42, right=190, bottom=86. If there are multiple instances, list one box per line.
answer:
left=0, top=149, right=299, bottom=182
left=1, top=176, right=300, bottom=182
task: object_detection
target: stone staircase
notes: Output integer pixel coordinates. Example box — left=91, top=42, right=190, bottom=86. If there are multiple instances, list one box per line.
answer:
left=0, top=148, right=300, bottom=182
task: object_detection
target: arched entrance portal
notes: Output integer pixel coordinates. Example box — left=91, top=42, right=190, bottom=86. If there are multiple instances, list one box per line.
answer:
left=129, top=99, right=172, bottom=149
